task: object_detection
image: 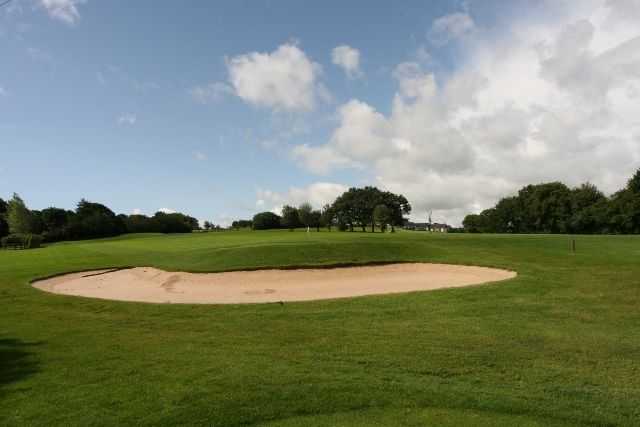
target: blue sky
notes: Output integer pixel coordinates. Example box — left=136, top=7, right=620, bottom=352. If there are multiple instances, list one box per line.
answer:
left=2, top=0, right=639, bottom=225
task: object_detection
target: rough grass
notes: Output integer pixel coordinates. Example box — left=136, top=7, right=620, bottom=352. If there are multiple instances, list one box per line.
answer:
left=1, top=231, right=639, bottom=426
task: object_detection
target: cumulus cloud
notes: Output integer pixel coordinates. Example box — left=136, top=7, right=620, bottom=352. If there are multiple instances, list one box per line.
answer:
left=117, top=114, right=136, bottom=126
left=603, top=0, right=640, bottom=25
left=157, top=208, right=176, bottom=214
left=332, top=45, right=362, bottom=78
left=256, top=182, right=349, bottom=213
left=132, top=208, right=143, bottom=215
left=428, top=12, right=475, bottom=46
left=291, top=2, right=640, bottom=225
left=189, top=82, right=233, bottom=104
left=226, top=43, right=326, bottom=112
left=39, top=0, right=85, bottom=25
left=291, top=143, right=361, bottom=175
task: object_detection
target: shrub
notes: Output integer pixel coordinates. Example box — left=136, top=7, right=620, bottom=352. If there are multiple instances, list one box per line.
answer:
left=25, top=234, right=43, bottom=248
left=1, top=233, right=43, bottom=249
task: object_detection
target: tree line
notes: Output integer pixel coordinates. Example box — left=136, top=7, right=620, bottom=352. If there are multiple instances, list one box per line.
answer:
left=0, top=194, right=200, bottom=243
left=249, top=186, right=411, bottom=232
left=462, top=169, right=640, bottom=234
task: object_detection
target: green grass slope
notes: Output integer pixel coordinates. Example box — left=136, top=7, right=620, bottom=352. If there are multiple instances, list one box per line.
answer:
left=1, top=231, right=639, bottom=426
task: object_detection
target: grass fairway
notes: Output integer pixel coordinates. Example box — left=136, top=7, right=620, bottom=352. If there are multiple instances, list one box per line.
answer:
left=1, top=231, right=639, bottom=426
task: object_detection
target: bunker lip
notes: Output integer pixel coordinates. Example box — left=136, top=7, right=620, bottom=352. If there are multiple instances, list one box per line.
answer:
left=32, top=263, right=517, bottom=304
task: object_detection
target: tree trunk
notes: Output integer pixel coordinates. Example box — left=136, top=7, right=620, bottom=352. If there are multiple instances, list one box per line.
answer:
left=391, top=224, right=395, bottom=232
left=371, top=219, right=375, bottom=233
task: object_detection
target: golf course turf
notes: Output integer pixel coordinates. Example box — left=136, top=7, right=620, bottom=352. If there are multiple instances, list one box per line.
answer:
left=1, top=231, right=639, bottom=426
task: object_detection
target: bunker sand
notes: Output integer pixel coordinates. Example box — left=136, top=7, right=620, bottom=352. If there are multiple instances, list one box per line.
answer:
left=33, top=263, right=516, bottom=304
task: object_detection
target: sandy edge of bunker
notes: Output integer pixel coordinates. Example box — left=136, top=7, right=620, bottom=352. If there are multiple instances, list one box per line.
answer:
left=32, top=263, right=517, bottom=304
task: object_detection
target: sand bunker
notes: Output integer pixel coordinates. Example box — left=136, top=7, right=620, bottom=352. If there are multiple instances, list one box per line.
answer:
left=33, top=263, right=516, bottom=304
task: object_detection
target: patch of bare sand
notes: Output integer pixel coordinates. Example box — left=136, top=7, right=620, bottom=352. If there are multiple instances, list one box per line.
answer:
left=32, top=263, right=516, bottom=304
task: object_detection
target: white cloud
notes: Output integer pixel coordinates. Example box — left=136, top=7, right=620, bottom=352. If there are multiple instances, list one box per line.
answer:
left=227, top=43, right=325, bottom=112
left=39, top=0, right=85, bottom=25
left=392, top=62, right=437, bottom=98
left=132, top=208, right=143, bottom=215
left=0, top=86, right=6, bottom=97
left=256, top=182, right=348, bottom=213
left=291, top=1, right=640, bottom=225
left=603, top=0, right=640, bottom=25
left=157, top=208, right=176, bottom=214
left=194, top=151, right=207, bottom=161
left=189, top=82, right=233, bottom=104
left=414, top=46, right=433, bottom=65
left=117, top=114, right=136, bottom=126
left=428, top=12, right=475, bottom=46
left=291, top=144, right=360, bottom=175
left=332, top=45, right=363, bottom=78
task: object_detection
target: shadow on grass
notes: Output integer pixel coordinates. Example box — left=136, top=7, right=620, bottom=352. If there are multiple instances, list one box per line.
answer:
left=0, top=338, right=42, bottom=392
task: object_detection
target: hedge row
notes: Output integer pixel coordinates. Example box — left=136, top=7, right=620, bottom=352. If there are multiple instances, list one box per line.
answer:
left=1, top=234, right=43, bottom=249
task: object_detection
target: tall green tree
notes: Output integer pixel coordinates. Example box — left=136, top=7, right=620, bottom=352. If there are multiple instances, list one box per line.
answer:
left=331, top=191, right=356, bottom=231
left=7, top=193, right=33, bottom=234
left=123, top=214, right=158, bottom=233
left=297, top=203, right=313, bottom=229
left=518, top=182, right=572, bottom=233
left=152, top=212, right=198, bottom=233
left=329, top=187, right=411, bottom=233
left=0, top=217, right=7, bottom=238
left=379, top=191, right=411, bottom=232
left=41, top=207, right=72, bottom=232
left=29, top=210, right=44, bottom=234
left=568, top=183, right=606, bottom=234
left=0, top=198, right=8, bottom=238
left=252, top=212, right=281, bottom=230
left=67, top=199, right=125, bottom=239
left=373, top=204, right=391, bottom=232
left=320, top=204, right=334, bottom=231
left=461, top=172, right=640, bottom=235
left=608, top=187, right=640, bottom=234
left=310, top=210, right=322, bottom=232
left=280, top=205, right=300, bottom=230
left=462, top=214, right=484, bottom=233
left=628, top=169, right=640, bottom=194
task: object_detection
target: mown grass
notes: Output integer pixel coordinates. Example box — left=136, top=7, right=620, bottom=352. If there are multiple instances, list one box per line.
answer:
left=0, top=231, right=639, bottom=426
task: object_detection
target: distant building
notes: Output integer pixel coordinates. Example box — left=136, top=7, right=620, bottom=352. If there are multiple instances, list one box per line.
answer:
left=403, top=221, right=450, bottom=232
left=430, top=223, right=450, bottom=233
